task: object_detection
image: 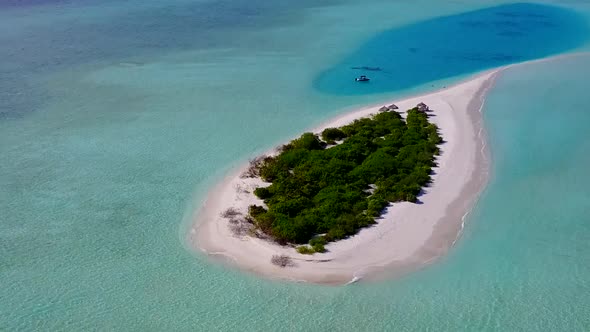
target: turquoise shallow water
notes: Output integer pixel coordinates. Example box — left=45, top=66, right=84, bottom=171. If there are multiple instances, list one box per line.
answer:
left=1, top=1, right=590, bottom=330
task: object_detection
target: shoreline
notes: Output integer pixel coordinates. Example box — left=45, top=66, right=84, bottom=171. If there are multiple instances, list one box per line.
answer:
left=188, top=68, right=501, bottom=285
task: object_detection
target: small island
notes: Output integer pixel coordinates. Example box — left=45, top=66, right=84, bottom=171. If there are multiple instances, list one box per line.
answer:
left=241, top=106, right=441, bottom=254
left=193, top=70, right=497, bottom=284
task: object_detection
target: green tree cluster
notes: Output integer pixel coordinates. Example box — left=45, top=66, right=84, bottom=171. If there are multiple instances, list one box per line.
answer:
left=248, top=108, right=441, bottom=248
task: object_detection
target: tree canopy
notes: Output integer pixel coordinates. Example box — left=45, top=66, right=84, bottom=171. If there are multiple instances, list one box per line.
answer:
left=248, top=107, right=442, bottom=251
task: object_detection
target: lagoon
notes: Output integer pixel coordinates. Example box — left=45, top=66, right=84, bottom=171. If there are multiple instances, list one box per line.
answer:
left=314, top=3, right=589, bottom=95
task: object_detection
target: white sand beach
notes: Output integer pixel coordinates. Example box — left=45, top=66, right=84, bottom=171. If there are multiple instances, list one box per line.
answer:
left=189, top=69, right=500, bottom=284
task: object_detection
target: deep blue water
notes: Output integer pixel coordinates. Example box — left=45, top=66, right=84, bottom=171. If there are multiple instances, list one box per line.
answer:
left=314, top=3, right=589, bottom=95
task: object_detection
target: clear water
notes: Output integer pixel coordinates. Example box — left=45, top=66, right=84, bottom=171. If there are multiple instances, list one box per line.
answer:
left=314, top=3, right=589, bottom=95
left=1, top=0, right=590, bottom=330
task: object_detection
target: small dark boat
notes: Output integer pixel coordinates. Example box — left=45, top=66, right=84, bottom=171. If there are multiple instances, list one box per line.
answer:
left=355, top=75, right=370, bottom=82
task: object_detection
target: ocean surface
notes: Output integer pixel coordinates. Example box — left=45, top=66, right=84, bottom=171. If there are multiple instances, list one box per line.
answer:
left=1, top=0, right=590, bottom=330
left=314, top=3, right=588, bottom=95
